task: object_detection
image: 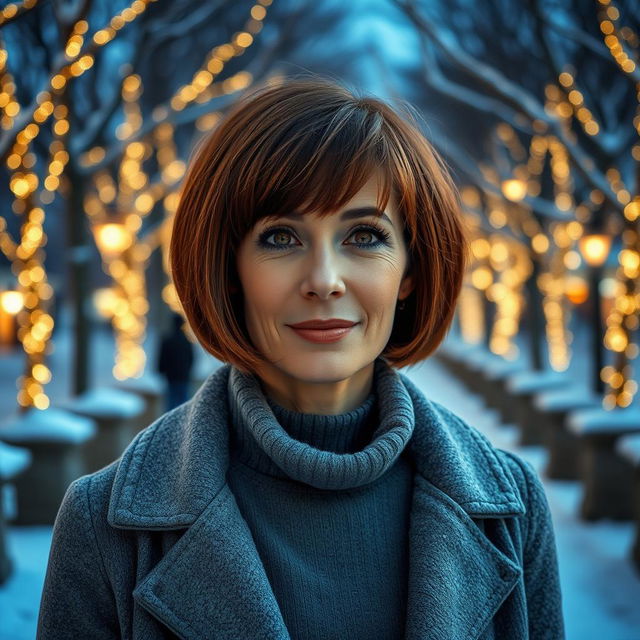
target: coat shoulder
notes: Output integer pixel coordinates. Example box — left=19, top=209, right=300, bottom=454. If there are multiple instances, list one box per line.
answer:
left=59, top=402, right=184, bottom=535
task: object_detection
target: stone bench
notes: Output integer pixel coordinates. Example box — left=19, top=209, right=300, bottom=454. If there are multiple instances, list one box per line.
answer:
left=62, top=388, right=146, bottom=474
left=113, top=372, right=166, bottom=433
left=477, top=356, right=526, bottom=412
left=567, top=407, right=640, bottom=521
left=0, top=441, right=32, bottom=583
left=616, top=433, right=640, bottom=572
left=457, top=347, right=497, bottom=395
left=0, top=408, right=96, bottom=525
left=533, top=388, right=602, bottom=480
left=504, top=370, right=570, bottom=445
left=434, top=339, right=486, bottom=386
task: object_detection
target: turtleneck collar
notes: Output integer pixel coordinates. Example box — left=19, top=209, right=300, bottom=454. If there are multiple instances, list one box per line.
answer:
left=227, top=357, right=415, bottom=490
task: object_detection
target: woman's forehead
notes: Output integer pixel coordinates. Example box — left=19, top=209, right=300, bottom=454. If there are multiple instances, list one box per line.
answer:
left=262, top=205, right=397, bottom=227
left=267, top=174, right=397, bottom=218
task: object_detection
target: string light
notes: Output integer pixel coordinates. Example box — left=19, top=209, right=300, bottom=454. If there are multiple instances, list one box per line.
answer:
left=0, top=0, right=159, bottom=409
left=0, top=0, right=274, bottom=408
left=486, top=235, right=531, bottom=359
left=595, top=0, right=640, bottom=409
left=598, top=0, right=638, bottom=75
left=458, top=223, right=489, bottom=345
left=0, top=0, right=39, bottom=27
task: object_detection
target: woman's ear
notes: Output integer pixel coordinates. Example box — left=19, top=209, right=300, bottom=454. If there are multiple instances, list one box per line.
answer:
left=398, top=271, right=415, bottom=301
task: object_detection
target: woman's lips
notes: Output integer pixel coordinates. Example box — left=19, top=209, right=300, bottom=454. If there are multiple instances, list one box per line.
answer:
left=289, top=325, right=357, bottom=343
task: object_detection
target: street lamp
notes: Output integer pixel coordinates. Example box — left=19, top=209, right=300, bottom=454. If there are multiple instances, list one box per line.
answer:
left=92, top=221, right=133, bottom=259
left=564, top=275, right=589, bottom=306
left=0, top=289, right=24, bottom=346
left=578, top=233, right=612, bottom=394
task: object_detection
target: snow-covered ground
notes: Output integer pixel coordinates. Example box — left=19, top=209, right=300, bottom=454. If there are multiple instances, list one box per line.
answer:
left=1, top=314, right=640, bottom=639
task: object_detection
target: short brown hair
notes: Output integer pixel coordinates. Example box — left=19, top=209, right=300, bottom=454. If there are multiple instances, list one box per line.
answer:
left=170, top=76, right=469, bottom=375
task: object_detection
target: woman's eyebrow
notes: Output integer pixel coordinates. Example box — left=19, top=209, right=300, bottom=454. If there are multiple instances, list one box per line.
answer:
left=278, top=207, right=394, bottom=226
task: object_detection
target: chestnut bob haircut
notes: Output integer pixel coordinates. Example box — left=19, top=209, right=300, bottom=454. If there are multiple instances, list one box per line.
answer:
left=170, top=76, right=469, bottom=375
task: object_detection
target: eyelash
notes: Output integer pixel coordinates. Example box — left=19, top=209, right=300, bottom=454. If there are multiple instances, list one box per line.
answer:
left=256, top=223, right=392, bottom=251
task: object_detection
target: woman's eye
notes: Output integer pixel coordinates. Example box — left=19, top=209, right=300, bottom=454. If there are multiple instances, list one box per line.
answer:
left=271, top=230, right=295, bottom=246
left=257, top=228, right=297, bottom=249
left=347, top=225, right=392, bottom=248
left=256, top=224, right=391, bottom=251
left=349, top=229, right=376, bottom=245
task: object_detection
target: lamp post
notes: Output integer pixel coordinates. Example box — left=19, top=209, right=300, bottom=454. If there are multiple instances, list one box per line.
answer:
left=578, top=233, right=612, bottom=395
left=0, top=289, right=24, bottom=347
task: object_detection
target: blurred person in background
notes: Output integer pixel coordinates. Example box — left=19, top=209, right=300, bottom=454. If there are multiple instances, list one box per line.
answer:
left=157, top=311, right=195, bottom=411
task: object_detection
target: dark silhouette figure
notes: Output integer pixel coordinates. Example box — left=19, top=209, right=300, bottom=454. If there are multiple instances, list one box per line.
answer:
left=157, top=312, right=195, bottom=412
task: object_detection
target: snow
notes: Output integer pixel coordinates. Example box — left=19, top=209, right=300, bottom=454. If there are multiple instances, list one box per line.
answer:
left=567, top=407, right=640, bottom=436
left=114, top=372, right=166, bottom=395
left=62, top=387, right=146, bottom=419
left=506, top=368, right=570, bottom=394
left=0, top=442, right=31, bottom=480
left=534, top=387, right=602, bottom=412
left=617, top=434, right=640, bottom=464
left=0, top=407, right=96, bottom=444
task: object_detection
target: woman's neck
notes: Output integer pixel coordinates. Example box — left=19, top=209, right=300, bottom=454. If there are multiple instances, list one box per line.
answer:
left=254, top=360, right=375, bottom=415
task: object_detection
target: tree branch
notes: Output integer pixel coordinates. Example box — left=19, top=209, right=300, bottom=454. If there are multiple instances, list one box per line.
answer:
left=395, top=0, right=623, bottom=214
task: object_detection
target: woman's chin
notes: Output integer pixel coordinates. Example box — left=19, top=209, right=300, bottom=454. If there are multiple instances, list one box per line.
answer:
left=270, top=354, right=372, bottom=381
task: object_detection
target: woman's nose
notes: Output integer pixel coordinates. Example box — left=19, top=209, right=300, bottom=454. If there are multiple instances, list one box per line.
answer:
left=299, top=248, right=347, bottom=300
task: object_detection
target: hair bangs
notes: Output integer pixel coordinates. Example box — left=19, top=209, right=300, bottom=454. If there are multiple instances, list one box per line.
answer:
left=244, top=105, right=393, bottom=227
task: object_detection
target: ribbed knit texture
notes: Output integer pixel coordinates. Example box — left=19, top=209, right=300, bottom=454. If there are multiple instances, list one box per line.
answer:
left=227, top=357, right=415, bottom=490
left=226, top=356, right=416, bottom=640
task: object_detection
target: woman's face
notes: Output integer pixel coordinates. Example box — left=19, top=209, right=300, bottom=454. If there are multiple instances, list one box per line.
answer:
left=235, top=174, right=414, bottom=387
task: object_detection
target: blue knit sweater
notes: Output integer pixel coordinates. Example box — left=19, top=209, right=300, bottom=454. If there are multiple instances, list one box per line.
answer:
left=226, top=357, right=416, bottom=639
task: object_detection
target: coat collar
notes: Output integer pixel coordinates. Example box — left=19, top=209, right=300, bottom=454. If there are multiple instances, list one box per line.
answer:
left=108, top=364, right=526, bottom=640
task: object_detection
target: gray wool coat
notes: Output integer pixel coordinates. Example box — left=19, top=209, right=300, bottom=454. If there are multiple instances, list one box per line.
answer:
left=37, top=364, right=565, bottom=640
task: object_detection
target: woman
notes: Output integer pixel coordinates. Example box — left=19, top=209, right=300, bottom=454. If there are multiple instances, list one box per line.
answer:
left=37, top=78, right=564, bottom=639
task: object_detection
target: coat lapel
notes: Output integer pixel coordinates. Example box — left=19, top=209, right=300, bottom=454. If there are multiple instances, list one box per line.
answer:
left=402, top=374, right=526, bottom=640
left=405, top=475, right=523, bottom=640
left=132, top=483, right=290, bottom=640
left=107, top=364, right=526, bottom=640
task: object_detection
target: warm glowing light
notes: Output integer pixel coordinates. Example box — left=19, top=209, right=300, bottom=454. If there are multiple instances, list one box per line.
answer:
left=564, top=276, right=589, bottom=305
left=501, top=178, right=527, bottom=202
left=1, top=290, right=24, bottom=314
left=93, top=287, right=119, bottom=318
left=578, top=234, right=611, bottom=267
left=93, top=222, right=133, bottom=257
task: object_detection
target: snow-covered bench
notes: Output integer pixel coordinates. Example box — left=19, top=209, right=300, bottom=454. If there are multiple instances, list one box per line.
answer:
left=61, top=388, right=145, bottom=474
left=567, top=407, right=640, bottom=520
left=0, top=409, right=95, bottom=524
left=436, top=340, right=528, bottom=415
left=112, top=372, right=166, bottom=434
left=0, top=441, right=31, bottom=583
left=434, top=338, right=487, bottom=388
left=532, top=387, right=602, bottom=480
left=616, top=433, right=640, bottom=572
left=504, top=369, right=571, bottom=445
left=480, top=356, right=526, bottom=411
